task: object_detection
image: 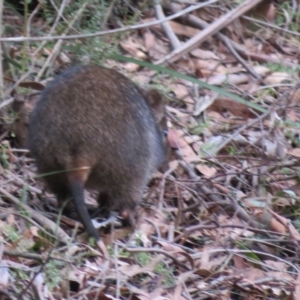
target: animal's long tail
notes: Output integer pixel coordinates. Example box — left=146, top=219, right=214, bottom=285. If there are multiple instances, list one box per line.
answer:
left=69, top=180, right=99, bottom=241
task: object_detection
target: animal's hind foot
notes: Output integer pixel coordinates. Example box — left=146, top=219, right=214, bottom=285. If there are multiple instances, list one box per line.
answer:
left=92, top=211, right=123, bottom=229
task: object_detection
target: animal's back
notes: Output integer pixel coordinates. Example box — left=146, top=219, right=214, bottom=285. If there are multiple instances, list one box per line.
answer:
left=29, top=65, right=165, bottom=208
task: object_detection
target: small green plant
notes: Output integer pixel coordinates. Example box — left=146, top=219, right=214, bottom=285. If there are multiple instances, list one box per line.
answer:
left=17, top=190, right=31, bottom=221
left=276, top=1, right=294, bottom=27
left=257, top=87, right=277, bottom=100
left=200, top=142, right=219, bottom=156
left=135, top=252, right=151, bottom=266
left=19, top=185, right=29, bottom=204
left=219, top=122, right=230, bottom=132
left=88, top=236, right=96, bottom=247
left=227, top=146, right=238, bottom=156
left=10, top=269, right=30, bottom=290
left=117, top=249, right=130, bottom=258
left=292, top=214, right=300, bottom=232
left=45, top=260, right=66, bottom=290
left=190, top=121, right=209, bottom=136
left=155, top=262, right=175, bottom=286
left=236, top=241, right=261, bottom=263
left=279, top=167, right=295, bottom=175
left=133, top=232, right=144, bottom=247
left=2, top=224, right=19, bottom=242
left=265, top=62, right=299, bottom=74
left=107, top=245, right=130, bottom=258
left=134, top=253, right=175, bottom=286
left=0, top=144, right=9, bottom=169
left=286, top=130, right=300, bottom=148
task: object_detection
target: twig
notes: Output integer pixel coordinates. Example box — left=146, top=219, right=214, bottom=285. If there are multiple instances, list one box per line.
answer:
left=158, top=161, right=178, bottom=210
left=268, top=209, right=300, bottom=242
left=0, top=289, right=15, bottom=300
left=114, top=243, right=120, bottom=299
left=3, top=249, right=72, bottom=263
left=212, top=108, right=272, bottom=155
left=32, top=0, right=68, bottom=57
left=178, top=160, right=259, bottom=227
left=0, top=97, right=13, bottom=109
left=172, top=0, right=197, bottom=4
left=36, top=2, right=88, bottom=80
left=164, top=3, right=260, bottom=80
left=237, top=276, right=293, bottom=289
left=0, top=2, right=216, bottom=42
left=100, top=0, right=117, bottom=30
left=49, top=0, right=70, bottom=25
left=191, top=248, right=300, bottom=273
left=3, top=67, right=34, bottom=99
left=219, top=33, right=260, bottom=80
left=243, top=15, right=300, bottom=37
left=116, top=242, right=193, bottom=270
left=156, top=0, right=263, bottom=64
left=26, top=2, right=41, bottom=55
left=145, top=217, right=161, bottom=238
left=165, top=2, right=296, bottom=68
left=0, top=202, right=56, bottom=238
left=5, top=170, right=42, bottom=194
left=0, top=187, right=71, bottom=243
left=173, top=223, right=287, bottom=244
left=17, top=243, right=57, bottom=298
left=154, top=0, right=181, bottom=50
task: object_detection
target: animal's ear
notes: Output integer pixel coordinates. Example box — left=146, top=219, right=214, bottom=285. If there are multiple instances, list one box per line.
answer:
left=142, top=89, right=166, bottom=124
left=141, top=88, right=170, bottom=166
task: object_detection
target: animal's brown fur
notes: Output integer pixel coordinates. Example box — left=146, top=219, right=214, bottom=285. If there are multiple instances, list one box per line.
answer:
left=28, top=65, right=168, bottom=241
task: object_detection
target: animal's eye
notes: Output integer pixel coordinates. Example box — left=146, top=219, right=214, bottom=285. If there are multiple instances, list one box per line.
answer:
left=163, top=130, right=168, bottom=137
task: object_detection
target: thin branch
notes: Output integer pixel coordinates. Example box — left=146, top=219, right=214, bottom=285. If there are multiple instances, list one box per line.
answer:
left=154, top=0, right=181, bottom=50
left=32, top=0, right=68, bottom=57
left=100, top=0, right=117, bottom=30
left=36, top=1, right=87, bottom=80
left=0, top=1, right=217, bottom=42
left=0, top=187, right=71, bottom=243
left=213, top=108, right=272, bottom=155
left=164, top=2, right=296, bottom=69
left=243, top=15, right=300, bottom=37
left=156, top=0, right=263, bottom=64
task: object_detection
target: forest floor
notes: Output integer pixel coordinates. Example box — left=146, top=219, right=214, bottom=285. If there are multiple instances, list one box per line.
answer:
left=1, top=1, right=300, bottom=299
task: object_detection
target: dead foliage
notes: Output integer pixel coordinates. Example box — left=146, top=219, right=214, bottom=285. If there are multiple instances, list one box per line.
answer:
left=1, top=0, right=300, bottom=299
